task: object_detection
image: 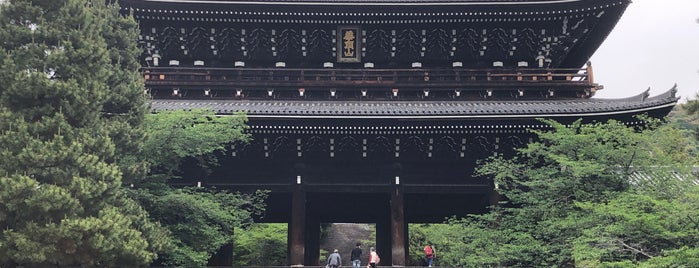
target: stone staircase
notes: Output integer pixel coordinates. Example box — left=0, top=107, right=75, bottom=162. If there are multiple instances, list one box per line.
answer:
left=319, top=223, right=373, bottom=265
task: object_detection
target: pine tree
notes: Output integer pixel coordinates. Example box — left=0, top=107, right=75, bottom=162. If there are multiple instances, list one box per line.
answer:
left=0, top=0, right=170, bottom=266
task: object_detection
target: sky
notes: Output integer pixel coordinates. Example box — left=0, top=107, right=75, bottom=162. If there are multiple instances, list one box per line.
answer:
left=590, top=0, right=699, bottom=101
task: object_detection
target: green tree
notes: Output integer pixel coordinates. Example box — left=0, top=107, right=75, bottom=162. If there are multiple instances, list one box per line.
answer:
left=683, top=93, right=699, bottom=120
left=0, top=0, right=169, bottom=266
left=132, top=109, right=266, bottom=266
left=234, top=223, right=288, bottom=266
left=475, top=120, right=656, bottom=265
left=570, top=116, right=699, bottom=266
left=97, top=1, right=152, bottom=184
left=573, top=188, right=699, bottom=267
left=142, top=187, right=267, bottom=267
left=409, top=223, right=474, bottom=266
left=140, top=109, right=249, bottom=177
left=420, top=118, right=697, bottom=267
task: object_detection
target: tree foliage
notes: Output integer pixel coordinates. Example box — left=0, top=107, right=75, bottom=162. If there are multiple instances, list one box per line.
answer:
left=408, top=223, right=471, bottom=266
left=414, top=118, right=699, bottom=267
left=0, top=0, right=169, bottom=266
left=132, top=109, right=264, bottom=266
left=573, top=189, right=699, bottom=267
left=138, top=187, right=267, bottom=267
left=234, top=223, right=288, bottom=266
left=684, top=93, right=699, bottom=116
left=1, top=1, right=266, bottom=266
left=140, top=109, right=248, bottom=175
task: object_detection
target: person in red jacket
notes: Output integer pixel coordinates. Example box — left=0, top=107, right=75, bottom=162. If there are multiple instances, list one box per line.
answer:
left=368, top=247, right=380, bottom=268
left=424, top=244, right=435, bottom=267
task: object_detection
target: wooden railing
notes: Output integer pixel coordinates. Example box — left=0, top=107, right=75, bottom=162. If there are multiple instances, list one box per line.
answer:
left=142, top=66, right=595, bottom=90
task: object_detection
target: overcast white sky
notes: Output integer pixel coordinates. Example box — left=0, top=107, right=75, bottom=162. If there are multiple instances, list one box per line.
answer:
left=590, top=0, right=699, bottom=101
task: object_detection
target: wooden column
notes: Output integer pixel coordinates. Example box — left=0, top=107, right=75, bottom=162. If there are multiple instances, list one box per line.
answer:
left=390, top=187, right=407, bottom=266
left=288, top=187, right=306, bottom=267
left=305, top=210, right=321, bottom=266
left=376, top=215, right=392, bottom=267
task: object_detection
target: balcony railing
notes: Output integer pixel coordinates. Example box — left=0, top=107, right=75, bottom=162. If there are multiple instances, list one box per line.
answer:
left=143, top=66, right=599, bottom=100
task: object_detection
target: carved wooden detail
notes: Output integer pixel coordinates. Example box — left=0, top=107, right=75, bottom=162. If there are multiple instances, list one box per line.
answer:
left=141, top=22, right=595, bottom=68
left=365, top=28, right=392, bottom=63
left=306, top=29, right=334, bottom=63
left=216, top=28, right=244, bottom=60
left=433, top=136, right=459, bottom=159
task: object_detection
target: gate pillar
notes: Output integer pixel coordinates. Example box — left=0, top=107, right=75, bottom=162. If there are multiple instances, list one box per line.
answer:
left=305, top=210, right=321, bottom=265
left=376, top=213, right=392, bottom=266
left=390, top=187, right=407, bottom=266
left=288, top=187, right=306, bottom=266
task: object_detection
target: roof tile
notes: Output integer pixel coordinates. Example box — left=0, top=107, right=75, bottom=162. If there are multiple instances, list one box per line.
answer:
left=151, top=89, right=678, bottom=118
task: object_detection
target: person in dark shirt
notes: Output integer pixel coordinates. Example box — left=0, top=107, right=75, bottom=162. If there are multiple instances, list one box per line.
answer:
left=350, top=243, right=362, bottom=268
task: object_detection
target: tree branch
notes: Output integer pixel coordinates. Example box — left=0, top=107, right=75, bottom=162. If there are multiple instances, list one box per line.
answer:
left=623, top=150, right=637, bottom=175
left=617, top=239, right=654, bottom=259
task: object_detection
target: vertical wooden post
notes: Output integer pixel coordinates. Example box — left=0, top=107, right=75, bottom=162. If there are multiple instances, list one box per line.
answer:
left=288, top=187, right=306, bottom=267
left=390, top=187, right=407, bottom=266
left=586, top=61, right=597, bottom=95
left=376, top=215, right=392, bottom=267
left=305, top=210, right=321, bottom=266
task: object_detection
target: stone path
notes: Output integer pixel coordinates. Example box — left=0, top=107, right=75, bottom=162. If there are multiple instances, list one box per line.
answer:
left=319, top=223, right=373, bottom=265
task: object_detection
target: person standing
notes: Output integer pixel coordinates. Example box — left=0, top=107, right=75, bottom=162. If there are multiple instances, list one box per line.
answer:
left=368, top=247, right=380, bottom=268
left=424, top=244, right=435, bottom=267
left=350, top=243, right=362, bottom=268
left=327, top=249, right=342, bottom=268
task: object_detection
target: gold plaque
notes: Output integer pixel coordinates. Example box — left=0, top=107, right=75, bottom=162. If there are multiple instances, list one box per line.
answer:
left=337, top=26, right=361, bottom=63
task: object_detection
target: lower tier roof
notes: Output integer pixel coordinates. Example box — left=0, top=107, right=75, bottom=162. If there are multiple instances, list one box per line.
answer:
left=150, top=87, right=678, bottom=119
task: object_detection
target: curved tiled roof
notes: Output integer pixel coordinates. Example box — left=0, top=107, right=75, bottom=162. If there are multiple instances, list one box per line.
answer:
left=150, top=88, right=678, bottom=119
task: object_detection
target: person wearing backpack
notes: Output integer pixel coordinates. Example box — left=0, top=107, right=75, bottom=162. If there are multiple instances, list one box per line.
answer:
left=424, top=244, right=435, bottom=267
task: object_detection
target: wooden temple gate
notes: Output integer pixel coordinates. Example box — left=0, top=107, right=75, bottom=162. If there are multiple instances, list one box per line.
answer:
left=211, top=117, right=505, bottom=266
left=119, top=0, right=678, bottom=265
